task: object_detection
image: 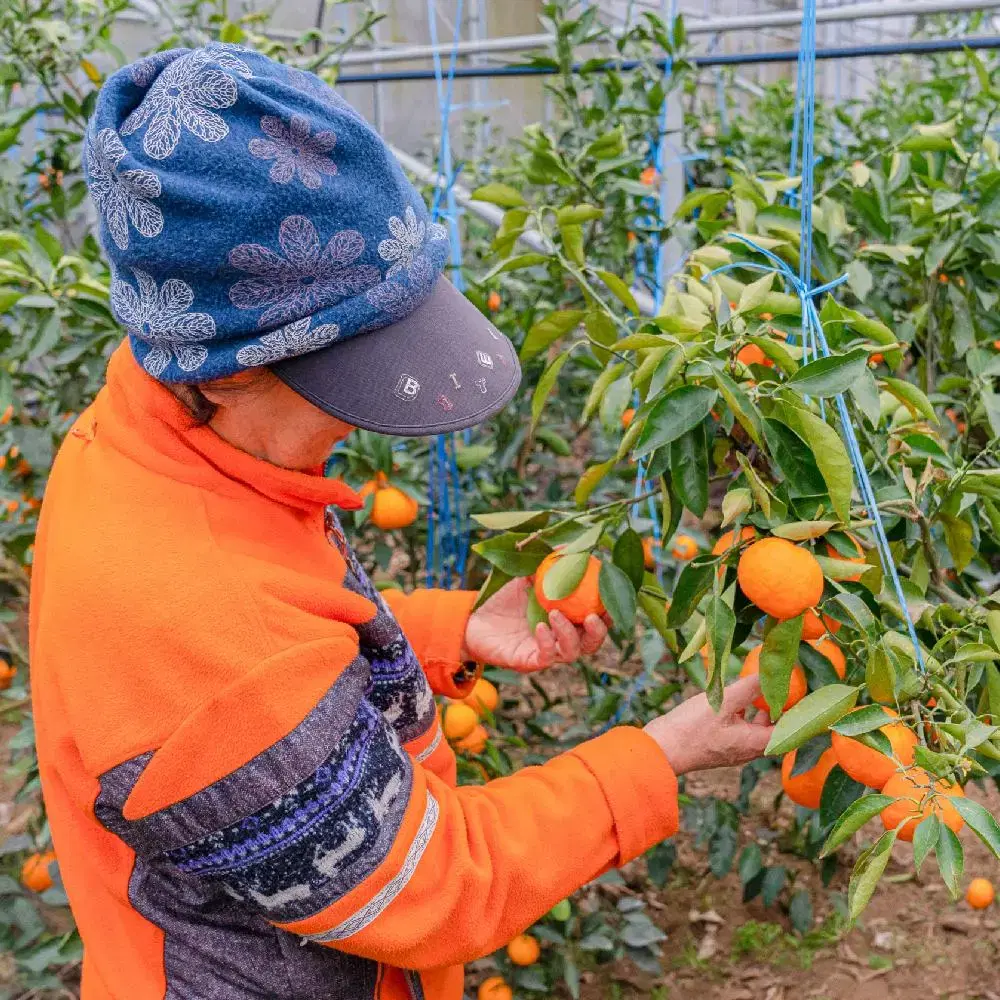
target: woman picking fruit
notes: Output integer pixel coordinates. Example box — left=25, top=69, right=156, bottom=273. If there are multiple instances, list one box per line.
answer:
left=30, top=47, right=774, bottom=1000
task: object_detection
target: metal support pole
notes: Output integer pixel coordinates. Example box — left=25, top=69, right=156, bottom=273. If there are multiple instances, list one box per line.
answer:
left=250, top=0, right=1000, bottom=62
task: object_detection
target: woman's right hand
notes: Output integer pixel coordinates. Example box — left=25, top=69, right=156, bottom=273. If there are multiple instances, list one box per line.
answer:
left=644, top=674, right=774, bottom=776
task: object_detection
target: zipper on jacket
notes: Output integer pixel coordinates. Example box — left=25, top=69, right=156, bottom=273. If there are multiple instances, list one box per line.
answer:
left=404, top=970, right=425, bottom=1000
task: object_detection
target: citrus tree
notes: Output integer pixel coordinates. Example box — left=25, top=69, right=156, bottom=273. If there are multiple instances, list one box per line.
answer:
left=465, top=22, right=1000, bottom=943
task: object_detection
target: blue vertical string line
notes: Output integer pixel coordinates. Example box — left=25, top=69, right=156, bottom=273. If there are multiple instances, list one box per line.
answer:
left=426, top=0, right=467, bottom=589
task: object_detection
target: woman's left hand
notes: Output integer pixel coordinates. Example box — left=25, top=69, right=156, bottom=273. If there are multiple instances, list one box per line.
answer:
left=463, top=577, right=608, bottom=673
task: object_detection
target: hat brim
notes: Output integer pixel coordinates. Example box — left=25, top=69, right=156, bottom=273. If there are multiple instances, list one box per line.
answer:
left=271, top=277, right=521, bottom=437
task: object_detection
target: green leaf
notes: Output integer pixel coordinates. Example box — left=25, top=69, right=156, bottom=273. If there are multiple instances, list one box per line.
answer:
left=736, top=272, right=775, bottom=315
left=669, top=423, right=709, bottom=517
left=760, top=616, right=803, bottom=720
left=595, top=270, right=640, bottom=315
left=761, top=418, right=827, bottom=496
left=949, top=797, right=1000, bottom=862
left=848, top=829, right=897, bottom=919
left=713, top=369, right=763, bottom=445
left=704, top=595, right=736, bottom=711
left=473, top=510, right=551, bottom=531
left=530, top=350, right=572, bottom=431
left=938, top=513, right=975, bottom=573
left=772, top=520, right=837, bottom=541
left=472, top=534, right=549, bottom=576
left=786, top=350, right=869, bottom=398
left=556, top=204, right=603, bottom=224
left=721, top=488, right=752, bottom=527
left=936, top=824, right=964, bottom=900
left=666, top=559, right=715, bottom=628
left=832, top=592, right=877, bottom=634
left=865, top=645, right=897, bottom=703
left=788, top=890, right=813, bottom=934
left=598, top=562, right=637, bottom=634
left=912, top=813, right=940, bottom=874
left=560, top=222, right=584, bottom=265
left=483, top=252, right=550, bottom=278
left=542, top=552, right=591, bottom=601
left=831, top=705, right=894, bottom=737
left=613, top=529, right=646, bottom=593
left=880, top=377, right=936, bottom=422
left=819, top=766, right=865, bottom=827
left=471, top=182, right=526, bottom=207
left=583, top=361, right=625, bottom=423
left=820, top=793, right=894, bottom=856
left=522, top=310, right=586, bottom=362
left=575, top=459, right=615, bottom=506
left=765, top=684, right=859, bottom=755
left=773, top=401, right=853, bottom=521
left=636, top=385, right=718, bottom=458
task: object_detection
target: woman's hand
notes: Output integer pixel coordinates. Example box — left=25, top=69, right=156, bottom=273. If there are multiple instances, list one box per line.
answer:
left=644, top=674, right=774, bottom=776
left=464, top=577, right=608, bottom=672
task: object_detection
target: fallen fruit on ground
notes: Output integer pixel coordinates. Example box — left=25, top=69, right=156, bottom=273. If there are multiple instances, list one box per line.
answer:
left=533, top=552, right=605, bottom=625
left=781, top=747, right=838, bottom=810
left=739, top=645, right=807, bottom=713
left=478, top=976, right=513, bottom=1000
left=880, top=767, right=965, bottom=842
left=506, top=933, right=541, bottom=966
left=831, top=709, right=918, bottom=789
left=462, top=678, right=498, bottom=716
left=21, top=851, right=56, bottom=893
left=443, top=703, right=479, bottom=741
left=671, top=534, right=697, bottom=560
left=809, top=637, right=846, bottom=679
left=454, top=723, right=488, bottom=755
left=967, top=878, right=995, bottom=909
left=737, top=538, right=824, bottom=620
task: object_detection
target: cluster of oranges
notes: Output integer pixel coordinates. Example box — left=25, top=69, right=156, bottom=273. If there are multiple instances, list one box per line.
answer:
left=642, top=533, right=698, bottom=569
left=712, top=528, right=967, bottom=844
left=442, top=677, right=498, bottom=756
left=359, top=472, right=419, bottom=530
left=477, top=933, right=542, bottom=1000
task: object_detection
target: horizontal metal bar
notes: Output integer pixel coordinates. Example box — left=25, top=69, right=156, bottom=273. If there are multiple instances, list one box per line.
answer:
left=389, top=144, right=657, bottom=317
left=334, top=35, right=1000, bottom=85
left=264, top=0, right=1000, bottom=62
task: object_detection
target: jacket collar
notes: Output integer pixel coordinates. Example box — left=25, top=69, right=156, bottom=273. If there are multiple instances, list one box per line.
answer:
left=94, top=342, right=363, bottom=513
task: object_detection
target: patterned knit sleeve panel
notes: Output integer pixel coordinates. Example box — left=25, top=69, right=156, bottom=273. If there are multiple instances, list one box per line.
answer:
left=95, top=651, right=431, bottom=931
left=324, top=509, right=436, bottom=747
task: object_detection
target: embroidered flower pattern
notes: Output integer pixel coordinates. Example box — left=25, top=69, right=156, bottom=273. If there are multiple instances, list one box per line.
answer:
left=121, top=47, right=252, bottom=160
left=86, top=128, right=163, bottom=251
left=248, top=114, right=338, bottom=190
left=229, top=215, right=380, bottom=327
left=377, top=206, right=446, bottom=281
left=129, top=50, right=176, bottom=89
left=365, top=255, right=436, bottom=324
left=111, top=268, right=215, bottom=378
left=235, top=316, right=340, bottom=367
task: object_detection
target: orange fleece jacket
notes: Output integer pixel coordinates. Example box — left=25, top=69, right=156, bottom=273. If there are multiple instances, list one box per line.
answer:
left=29, top=344, right=679, bottom=1000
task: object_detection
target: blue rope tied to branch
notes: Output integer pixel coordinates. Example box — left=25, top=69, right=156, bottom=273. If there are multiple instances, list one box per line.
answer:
left=425, top=0, right=470, bottom=589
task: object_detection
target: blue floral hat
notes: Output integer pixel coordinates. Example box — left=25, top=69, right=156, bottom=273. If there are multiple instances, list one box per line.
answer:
left=85, top=43, right=520, bottom=436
